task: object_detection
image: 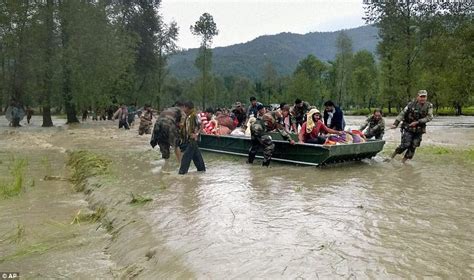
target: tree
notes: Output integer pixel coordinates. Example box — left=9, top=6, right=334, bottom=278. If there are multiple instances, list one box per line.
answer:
left=262, top=61, right=278, bottom=104
left=334, top=31, right=353, bottom=107
left=191, top=12, right=218, bottom=109
left=351, top=50, right=378, bottom=109
left=290, top=54, right=328, bottom=105
left=365, top=1, right=473, bottom=113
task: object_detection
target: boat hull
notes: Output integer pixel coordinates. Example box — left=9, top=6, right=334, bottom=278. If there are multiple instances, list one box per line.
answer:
left=198, top=134, right=385, bottom=166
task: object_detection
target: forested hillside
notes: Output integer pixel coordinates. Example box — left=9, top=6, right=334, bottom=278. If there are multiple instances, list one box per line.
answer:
left=168, top=25, right=379, bottom=79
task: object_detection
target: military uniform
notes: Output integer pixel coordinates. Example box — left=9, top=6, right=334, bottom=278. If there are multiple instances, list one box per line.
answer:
left=138, top=110, right=153, bottom=135
left=393, top=101, right=433, bottom=159
left=248, top=111, right=292, bottom=166
left=150, top=107, right=184, bottom=159
left=360, top=115, right=385, bottom=139
left=290, top=101, right=311, bottom=131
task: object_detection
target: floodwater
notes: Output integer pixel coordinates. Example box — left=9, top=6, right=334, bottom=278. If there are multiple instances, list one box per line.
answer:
left=0, top=115, right=473, bottom=279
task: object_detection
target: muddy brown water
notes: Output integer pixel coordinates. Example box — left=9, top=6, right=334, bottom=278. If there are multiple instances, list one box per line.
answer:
left=0, top=115, right=473, bottom=279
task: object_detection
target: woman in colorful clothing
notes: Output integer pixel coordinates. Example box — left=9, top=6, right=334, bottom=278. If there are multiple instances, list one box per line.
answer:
left=298, top=108, right=341, bottom=144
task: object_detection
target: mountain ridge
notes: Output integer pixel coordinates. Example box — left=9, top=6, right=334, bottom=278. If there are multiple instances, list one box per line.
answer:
left=168, top=25, right=379, bottom=80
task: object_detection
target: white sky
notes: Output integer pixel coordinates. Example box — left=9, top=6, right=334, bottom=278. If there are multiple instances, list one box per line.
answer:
left=161, top=0, right=367, bottom=49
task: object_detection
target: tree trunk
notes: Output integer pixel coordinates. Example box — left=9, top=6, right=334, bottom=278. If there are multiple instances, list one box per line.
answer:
left=455, top=104, right=462, bottom=116
left=42, top=106, right=54, bottom=127
left=59, top=0, right=79, bottom=124
left=41, top=0, right=55, bottom=127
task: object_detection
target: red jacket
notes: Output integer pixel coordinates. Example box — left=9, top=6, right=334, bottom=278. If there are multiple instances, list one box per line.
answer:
left=299, top=120, right=330, bottom=142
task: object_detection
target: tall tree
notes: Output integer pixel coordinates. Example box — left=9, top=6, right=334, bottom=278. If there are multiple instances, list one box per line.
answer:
left=191, top=12, right=218, bottom=109
left=262, top=61, right=278, bottom=104
left=351, top=50, right=378, bottom=109
left=39, top=0, right=56, bottom=127
left=334, top=31, right=353, bottom=107
left=290, top=54, right=328, bottom=105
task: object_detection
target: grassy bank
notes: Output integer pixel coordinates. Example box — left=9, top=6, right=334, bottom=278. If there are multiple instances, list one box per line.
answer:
left=0, top=158, right=28, bottom=199
left=66, top=151, right=111, bottom=192
left=346, top=106, right=474, bottom=116
left=382, top=144, right=474, bottom=164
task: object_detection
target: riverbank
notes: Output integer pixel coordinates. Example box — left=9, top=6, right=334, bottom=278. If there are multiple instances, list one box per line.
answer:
left=1, top=116, right=473, bottom=278
left=345, top=106, right=474, bottom=116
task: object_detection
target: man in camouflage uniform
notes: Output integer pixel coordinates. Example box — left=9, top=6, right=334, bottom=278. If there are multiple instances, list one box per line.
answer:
left=138, top=104, right=153, bottom=135
left=248, top=110, right=296, bottom=167
left=390, top=90, right=433, bottom=162
left=290, top=98, right=311, bottom=133
left=360, top=109, right=385, bottom=139
left=150, top=106, right=184, bottom=160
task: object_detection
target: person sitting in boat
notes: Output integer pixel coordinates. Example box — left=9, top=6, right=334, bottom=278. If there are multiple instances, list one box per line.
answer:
left=299, top=108, right=342, bottom=144
left=248, top=111, right=296, bottom=167
left=246, top=96, right=263, bottom=119
left=231, top=102, right=247, bottom=127
left=256, top=104, right=266, bottom=119
left=290, top=98, right=311, bottom=133
left=323, top=100, right=345, bottom=131
left=359, top=109, right=385, bottom=139
left=198, top=107, right=214, bottom=133
left=277, top=103, right=292, bottom=132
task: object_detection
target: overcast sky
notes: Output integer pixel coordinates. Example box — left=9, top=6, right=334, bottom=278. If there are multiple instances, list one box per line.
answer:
left=161, top=0, right=367, bottom=49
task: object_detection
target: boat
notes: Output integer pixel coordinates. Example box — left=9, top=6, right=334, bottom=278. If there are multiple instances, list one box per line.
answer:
left=198, top=133, right=385, bottom=166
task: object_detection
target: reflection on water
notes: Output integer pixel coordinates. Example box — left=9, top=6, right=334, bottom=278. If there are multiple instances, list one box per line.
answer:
left=0, top=116, right=473, bottom=278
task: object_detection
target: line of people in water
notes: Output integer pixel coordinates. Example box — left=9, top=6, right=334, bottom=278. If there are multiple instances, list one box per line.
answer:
left=150, top=89, right=432, bottom=171
left=149, top=97, right=388, bottom=171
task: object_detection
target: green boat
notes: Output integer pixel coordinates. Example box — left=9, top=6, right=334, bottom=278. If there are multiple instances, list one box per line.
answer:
left=198, top=133, right=385, bottom=166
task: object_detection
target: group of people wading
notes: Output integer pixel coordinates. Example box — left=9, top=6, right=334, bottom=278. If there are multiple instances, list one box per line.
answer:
left=148, top=89, right=433, bottom=173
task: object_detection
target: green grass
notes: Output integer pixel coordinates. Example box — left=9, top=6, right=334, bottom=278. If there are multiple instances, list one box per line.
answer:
left=0, top=224, right=25, bottom=245
left=0, top=158, right=28, bottom=199
left=345, top=106, right=474, bottom=116
left=0, top=242, right=53, bottom=263
left=66, top=151, right=111, bottom=192
left=435, top=106, right=474, bottom=116
left=129, top=193, right=153, bottom=205
left=71, top=207, right=107, bottom=225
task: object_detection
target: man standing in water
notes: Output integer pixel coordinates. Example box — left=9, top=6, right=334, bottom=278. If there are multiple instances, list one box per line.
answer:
left=178, top=101, right=206, bottom=175
left=390, top=90, right=433, bottom=162
left=138, top=104, right=153, bottom=135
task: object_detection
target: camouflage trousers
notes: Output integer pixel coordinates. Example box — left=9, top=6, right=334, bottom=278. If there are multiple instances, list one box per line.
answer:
left=365, top=128, right=384, bottom=140
left=138, top=121, right=152, bottom=135
left=394, top=130, right=423, bottom=159
left=150, top=118, right=178, bottom=159
left=248, top=134, right=275, bottom=166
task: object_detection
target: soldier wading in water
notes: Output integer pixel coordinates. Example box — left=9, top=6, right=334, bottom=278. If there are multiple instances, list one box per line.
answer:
left=390, top=90, right=433, bottom=163
left=150, top=105, right=184, bottom=161
left=248, top=110, right=295, bottom=167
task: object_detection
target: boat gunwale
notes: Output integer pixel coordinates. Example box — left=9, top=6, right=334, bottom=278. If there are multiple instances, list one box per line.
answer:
left=199, top=133, right=385, bottom=149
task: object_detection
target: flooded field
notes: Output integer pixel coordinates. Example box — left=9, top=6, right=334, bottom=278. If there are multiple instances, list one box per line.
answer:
left=0, top=116, right=473, bottom=279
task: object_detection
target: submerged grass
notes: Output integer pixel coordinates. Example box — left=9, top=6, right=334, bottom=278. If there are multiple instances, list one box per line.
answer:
left=71, top=207, right=106, bottom=225
left=0, top=224, right=25, bottom=245
left=0, top=242, right=53, bottom=263
left=129, top=193, right=153, bottom=205
left=0, top=158, right=28, bottom=199
left=66, top=151, right=111, bottom=192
